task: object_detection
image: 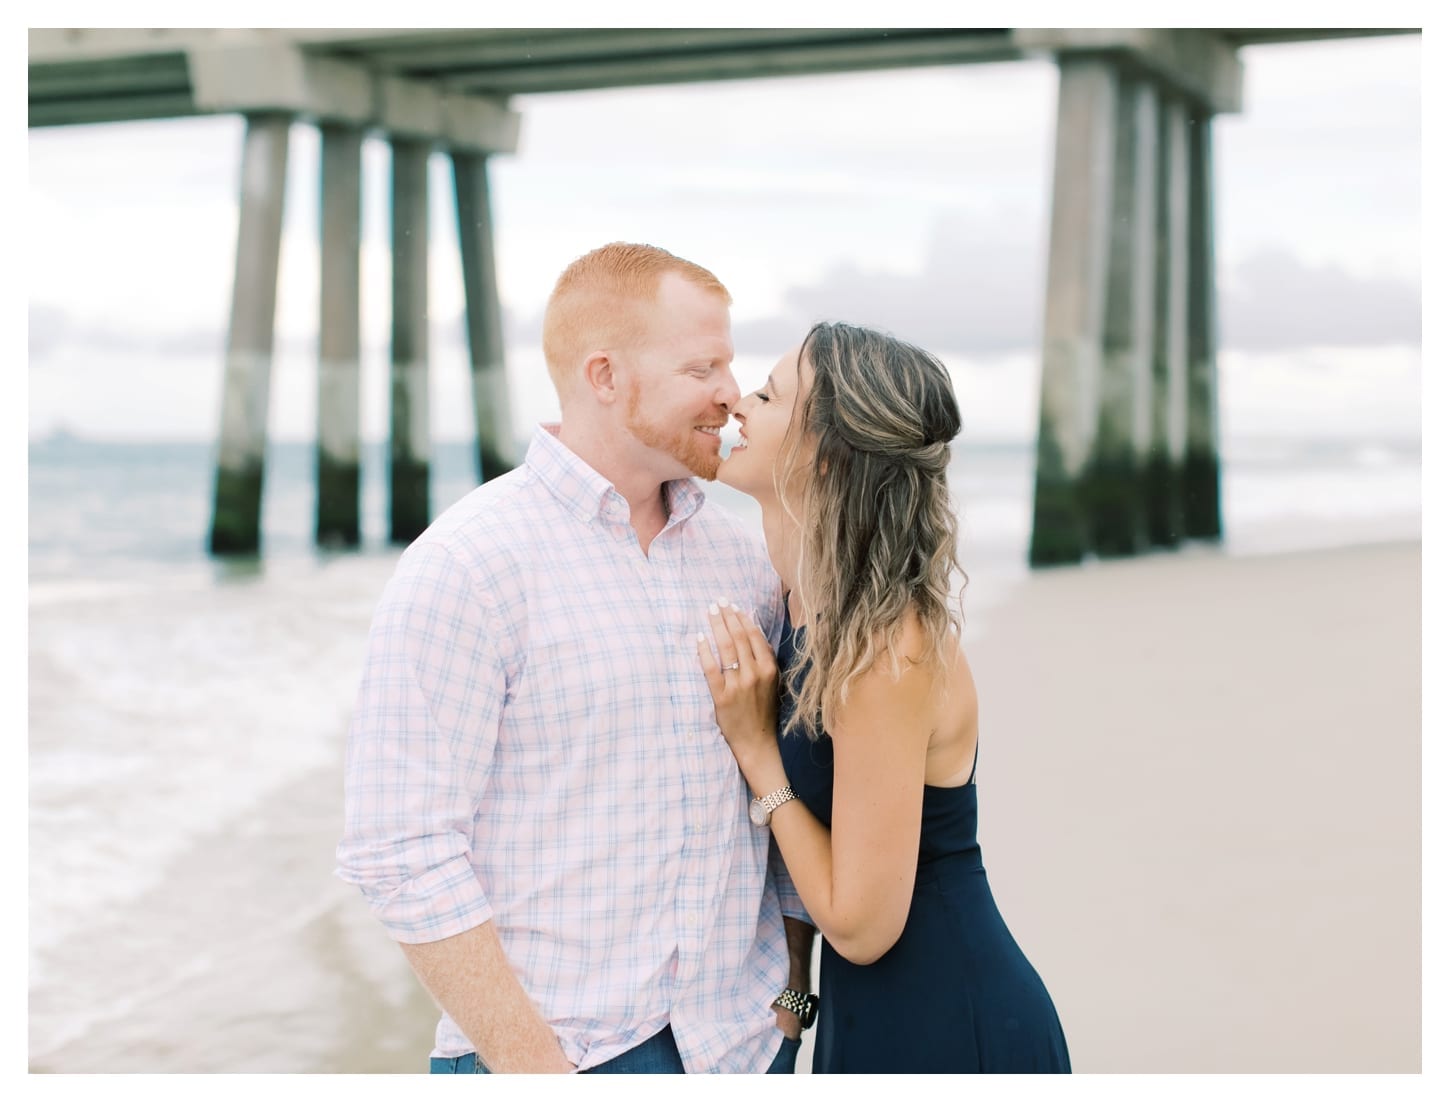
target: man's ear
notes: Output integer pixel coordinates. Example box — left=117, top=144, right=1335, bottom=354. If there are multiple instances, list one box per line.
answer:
left=582, top=351, right=616, bottom=404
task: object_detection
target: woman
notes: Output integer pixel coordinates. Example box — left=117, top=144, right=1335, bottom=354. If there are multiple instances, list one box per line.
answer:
left=696, top=321, right=1070, bottom=1073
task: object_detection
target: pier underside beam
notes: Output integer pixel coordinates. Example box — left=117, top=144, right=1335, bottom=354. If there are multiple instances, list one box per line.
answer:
left=451, top=151, right=517, bottom=485
left=315, top=123, right=364, bottom=549
left=388, top=138, right=432, bottom=545
left=209, top=112, right=291, bottom=556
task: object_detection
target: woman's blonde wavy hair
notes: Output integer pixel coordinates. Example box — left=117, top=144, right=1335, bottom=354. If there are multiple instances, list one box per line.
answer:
left=780, top=321, right=967, bottom=739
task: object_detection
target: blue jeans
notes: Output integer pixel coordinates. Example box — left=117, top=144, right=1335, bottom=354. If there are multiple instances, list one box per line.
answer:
left=429, top=1026, right=801, bottom=1073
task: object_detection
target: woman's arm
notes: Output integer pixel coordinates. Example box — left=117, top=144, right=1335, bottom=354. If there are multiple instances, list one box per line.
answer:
left=698, top=602, right=932, bottom=965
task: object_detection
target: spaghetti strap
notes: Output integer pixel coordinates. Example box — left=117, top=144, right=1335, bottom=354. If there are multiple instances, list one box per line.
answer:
left=967, top=739, right=980, bottom=786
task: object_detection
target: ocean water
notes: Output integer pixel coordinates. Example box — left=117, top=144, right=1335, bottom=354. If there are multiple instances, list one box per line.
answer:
left=26, top=433, right=1420, bottom=1072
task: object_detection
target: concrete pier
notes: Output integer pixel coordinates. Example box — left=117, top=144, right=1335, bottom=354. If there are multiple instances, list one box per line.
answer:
left=1024, top=29, right=1244, bottom=567
left=315, top=123, right=364, bottom=548
left=35, top=28, right=1379, bottom=561
left=1029, top=57, right=1117, bottom=567
left=1148, top=96, right=1191, bottom=548
left=1184, top=107, right=1224, bottom=541
left=451, top=151, right=516, bottom=484
left=388, top=138, right=432, bottom=545
left=209, top=112, right=291, bottom=555
left=1086, top=75, right=1157, bottom=558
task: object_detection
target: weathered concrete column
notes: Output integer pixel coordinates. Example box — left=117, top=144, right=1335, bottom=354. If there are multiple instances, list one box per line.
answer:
left=315, top=122, right=363, bottom=548
left=389, top=138, right=431, bottom=545
left=1148, top=96, right=1191, bottom=548
left=209, top=112, right=291, bottom=556
left=1029, top=57, right=1118, bottom=567
left=451, top=151, right=516, bottom=484
left=1086, top=74, right=1157, bottom=558
left=1184, top=105, right=1224, bottom=541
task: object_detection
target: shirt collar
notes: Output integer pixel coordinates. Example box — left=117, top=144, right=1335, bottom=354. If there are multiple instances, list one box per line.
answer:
left=525, top=424, right=706, bottom=528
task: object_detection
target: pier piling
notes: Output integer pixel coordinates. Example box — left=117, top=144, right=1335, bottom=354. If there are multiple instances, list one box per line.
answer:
left=452, top=151, right=516, bottom=484
left=1147, top=96, right=1191, bottom=548
left=209, top=112, right=291, bottom=556
left=388, top=138, right=431, bottom=545
left=315, top=123, right=364, bottom=549
left=1087, top=75, right=1157, bottom=558
left=1030, top=58, right=1117, bottom=567
left=1185, top=107, right=1224, bottom=541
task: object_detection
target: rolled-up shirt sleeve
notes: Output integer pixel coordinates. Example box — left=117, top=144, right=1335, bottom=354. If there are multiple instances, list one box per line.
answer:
left=335, top=539, right=506, bottom=943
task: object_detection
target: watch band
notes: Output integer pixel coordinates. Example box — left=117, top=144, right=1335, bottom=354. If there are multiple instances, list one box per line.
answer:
left=772, top=988, right=819, bottom=1029
left=756, top=784, right=798, bottom=817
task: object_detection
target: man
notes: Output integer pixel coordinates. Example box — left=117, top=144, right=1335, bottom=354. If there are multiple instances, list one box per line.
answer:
left=336, top=242, right=816, bottom=1073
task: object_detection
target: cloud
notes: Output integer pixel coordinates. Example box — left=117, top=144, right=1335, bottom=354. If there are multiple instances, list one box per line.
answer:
left=27, top=305, right=68, bottom=361
left=729, top=237, right=1422, bottom=360
left=1219, top=249, right=1421, bottom=350
left=731, top=315, right=811, bottom=356
left=494, top=212, right=1045, bottom=361
left=32, top=238, right=1421, bottom=388
left=27, top=301, right=489, bottom=365
left=729, top=214, right=1047, bottom=358
left=1218, top=345, right=1420, bottom=440
left=29, top=304, right=225, bottom=362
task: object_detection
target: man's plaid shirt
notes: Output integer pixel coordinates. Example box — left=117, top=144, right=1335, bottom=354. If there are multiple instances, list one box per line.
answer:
left=337, top=425, right=805, bottom=1072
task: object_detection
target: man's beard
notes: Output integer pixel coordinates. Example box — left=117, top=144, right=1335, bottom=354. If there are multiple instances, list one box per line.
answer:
left=624, top=380, right=722, bottom=481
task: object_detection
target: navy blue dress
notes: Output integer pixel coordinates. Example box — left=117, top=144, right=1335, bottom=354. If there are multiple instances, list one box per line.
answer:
left=776, top=622, right=1070, bottom=1074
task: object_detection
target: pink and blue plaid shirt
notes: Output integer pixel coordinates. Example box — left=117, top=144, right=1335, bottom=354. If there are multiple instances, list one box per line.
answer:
left=336, top=425, right=804, bottom=1072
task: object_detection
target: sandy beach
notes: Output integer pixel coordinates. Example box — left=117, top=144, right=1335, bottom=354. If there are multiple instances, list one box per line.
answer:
left=332, top=536, right=1420, bottom=1075
left=27, top=538, right=1421, bottom=1073
left=949, top=538, right=1422, bottom=1074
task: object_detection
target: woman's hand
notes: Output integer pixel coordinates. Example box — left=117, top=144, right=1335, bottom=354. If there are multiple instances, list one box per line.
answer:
left=696, top=600, right=780, bottom=780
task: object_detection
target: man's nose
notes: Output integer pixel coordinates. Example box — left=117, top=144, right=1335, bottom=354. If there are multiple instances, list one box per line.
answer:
left=717, top=371, right=742, bottom=410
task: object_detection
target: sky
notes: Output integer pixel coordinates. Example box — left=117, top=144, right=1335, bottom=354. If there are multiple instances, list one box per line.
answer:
left=25, top=26, right=1424, bottom=449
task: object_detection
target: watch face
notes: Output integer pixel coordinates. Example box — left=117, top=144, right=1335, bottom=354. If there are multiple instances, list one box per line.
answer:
left=749, top=800, right=768, bottom=826
left=800, top=995, right=819, bottom=1029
